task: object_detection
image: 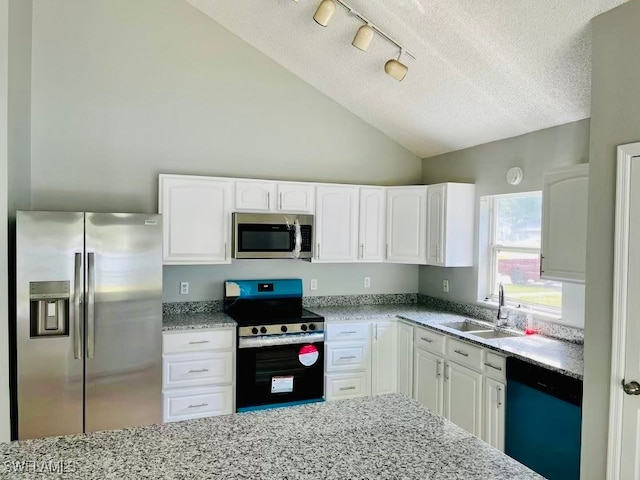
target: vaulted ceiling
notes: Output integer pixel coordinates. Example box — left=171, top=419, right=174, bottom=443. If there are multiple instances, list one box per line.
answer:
left=186, top=0, right=626, bottom=158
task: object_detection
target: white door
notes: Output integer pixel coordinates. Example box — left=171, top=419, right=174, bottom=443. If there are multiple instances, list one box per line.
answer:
left=397, top=322, right=414, bottom=397
left=483, top=377, right=505, bottom=451
left=413, top=347, right=444, bottom=415
left=371, top=321, right=397, bottom=396
left=277, top=183, right=315, bottom=213
left=609, top=144, right=640, bottom=479
left=426, top=184, right=445, bottom=266
left=359, top=187, right=386, bottom=262
left=314, top=185, right=359, bottom=262
left=386, top=187, right=427, bottom=263
left=159, top=175, right=232, bottom=264
left=444, top=361, right=482, bottom=436
left=234, top=180, right=275, bottom=211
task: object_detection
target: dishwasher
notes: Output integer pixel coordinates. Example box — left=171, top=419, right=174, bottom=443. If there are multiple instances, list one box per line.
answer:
left=505, top=357, right=583, bottom=480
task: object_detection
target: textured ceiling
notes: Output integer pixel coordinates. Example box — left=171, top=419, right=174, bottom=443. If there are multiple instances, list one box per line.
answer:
left=186, top=0, right=626, bottom=158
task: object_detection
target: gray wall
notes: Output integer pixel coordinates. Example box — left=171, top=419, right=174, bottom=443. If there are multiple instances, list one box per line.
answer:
left=582, top=1, right=640, bottom=477
left=29, top=0, right=422, bottom=302
left=419, top=119, right=590, bottom=305
left=29, top=0, right=421, bottom=215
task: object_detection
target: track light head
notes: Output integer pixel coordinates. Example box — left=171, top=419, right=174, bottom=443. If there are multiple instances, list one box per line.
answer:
left=352, top=24, right=374, bottom=51
left=313, top=0, right=336, bottom=27
left=384, top=57, right=408, bottom=82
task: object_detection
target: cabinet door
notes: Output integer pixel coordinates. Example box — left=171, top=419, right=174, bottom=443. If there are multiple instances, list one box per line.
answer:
left=541, top=164, right=589, bottom=283
left=397, top=322, right=414, bottom=397
left=234, top=180, right=275, bottom=211
left=314, top=185, right=359, bottom=262
left=425, top=184, right=445, bottom=266
left=372, top=321, right=397, bottom=396
left=386, top=187, right=427, bottom=263
left=444, top=361, right=483, bottom=436
left=413, top=347, right=444, bottom=415
left=159, top=175, right=232, bottom=264
left=359, top=187, right=386, bottom=262
left=277, top=183, right=315, bottom=213
left=483, top=377, right=505, bottom=451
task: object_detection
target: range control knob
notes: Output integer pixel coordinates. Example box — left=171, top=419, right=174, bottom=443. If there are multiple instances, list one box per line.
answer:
left=309, top=324, right=316, bottom=331
left=260, top=326, right=267, bottom=334
left=281, top=325, right=288, bottom=333
left=251, top=327, right=259, bottom=335
left=300, top=324, right=308, bottom=331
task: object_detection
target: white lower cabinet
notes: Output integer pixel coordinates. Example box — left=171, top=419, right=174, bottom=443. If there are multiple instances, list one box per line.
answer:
left=397, top=321, right=414, bottom=397
left=483, top=377, right=506, bottom=451
left=414, top=347, right=444, bottom=415
left=444, top=361, right=483, bottom=437
left=162, top=328, right=236, bottom=422
left=325, top=320, right=398, bottom=401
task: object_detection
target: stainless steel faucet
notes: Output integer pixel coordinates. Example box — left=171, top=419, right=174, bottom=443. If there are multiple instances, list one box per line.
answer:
left=497, top=282, right=509, bottom=325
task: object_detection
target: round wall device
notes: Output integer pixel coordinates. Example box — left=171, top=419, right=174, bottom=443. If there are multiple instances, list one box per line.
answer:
left=506, top=167, right=524, bottom=185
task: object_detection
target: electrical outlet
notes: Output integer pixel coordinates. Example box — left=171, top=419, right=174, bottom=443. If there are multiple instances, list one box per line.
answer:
left=310, top=279, right=318, bottom=291
left=364, top=277, right=371, bottom=288
left=442, top=280, right=449, bottom=293
left=180, top=282, right=189, bottom=295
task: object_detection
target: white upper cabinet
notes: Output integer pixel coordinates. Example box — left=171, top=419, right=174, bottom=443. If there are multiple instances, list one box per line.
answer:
left=425, top=183, right=475, bottom=267
left=234, top=180, right=275, bottom=211
left=358, top=187, right=386, bottom=262
left=234, top=181, right=314, bottom=213
left=276, top=183, right=315, bottom=213
left=386, top=186, right=428, bottom=264
left=541, top=164, right=589, bottom=283
left=159, top=175, right=232, bottom=264
left=314, top=185, right=359, bottom=262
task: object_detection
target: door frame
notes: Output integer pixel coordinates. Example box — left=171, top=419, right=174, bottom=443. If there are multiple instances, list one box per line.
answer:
left=607, top=142, right=640, bottom=479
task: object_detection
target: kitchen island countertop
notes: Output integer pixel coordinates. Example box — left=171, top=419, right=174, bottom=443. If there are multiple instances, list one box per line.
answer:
left=0, top=394, right=542, bottom=479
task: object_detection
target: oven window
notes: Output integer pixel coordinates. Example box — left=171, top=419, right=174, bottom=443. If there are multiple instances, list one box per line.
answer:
left=238, top=224, right=292, bottom=252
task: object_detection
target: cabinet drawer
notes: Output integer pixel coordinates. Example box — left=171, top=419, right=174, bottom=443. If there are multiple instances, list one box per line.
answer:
left=326, top=343, right=368, bottom=372
left=163, top=329, right=234, bottom=354
left=163, top=385, right=234, bottom=422
left=414, top=327, right=445, bottom=355
left=163, top=351, right=233, bottom=389
left=325, top=372, right=370, bottom=400
left=446, top=337, right=483, bottom=371
left=483, top=352, right=507, bottom=381
left=326, top=322, right=369, bottom=342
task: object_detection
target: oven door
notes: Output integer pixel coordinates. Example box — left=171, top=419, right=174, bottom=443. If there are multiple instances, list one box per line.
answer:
left=232, top=213, right=313, bottom=259
left=237, top=335, right=324, bottom=411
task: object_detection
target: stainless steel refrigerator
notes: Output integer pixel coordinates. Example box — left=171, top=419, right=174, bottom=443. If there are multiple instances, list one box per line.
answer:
left=16, top=211, right=162, bottom=439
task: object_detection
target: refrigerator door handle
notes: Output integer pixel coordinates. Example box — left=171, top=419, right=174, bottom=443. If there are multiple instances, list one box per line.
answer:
left=87, top=252, right=95, bottom=359
left=73, top=252, right=83, bottom=360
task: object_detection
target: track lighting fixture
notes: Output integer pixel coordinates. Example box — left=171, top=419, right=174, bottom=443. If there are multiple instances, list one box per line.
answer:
left=313, top=0, right=336, bottom=27
left=352, top=24, right=374, bottom=51
left=385, top=52, right=408, bottom=82
left=307, top=0, right=415, bottom=82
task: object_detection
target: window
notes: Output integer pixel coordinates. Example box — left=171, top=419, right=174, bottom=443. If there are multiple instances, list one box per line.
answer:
left=487, top=192, right=561, bottom=311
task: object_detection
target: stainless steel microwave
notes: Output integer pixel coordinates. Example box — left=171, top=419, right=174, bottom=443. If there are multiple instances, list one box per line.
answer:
left=232, top=213, right=314, bottom=259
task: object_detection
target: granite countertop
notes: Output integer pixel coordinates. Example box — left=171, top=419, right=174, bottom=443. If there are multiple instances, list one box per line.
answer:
left=162, top=312, right=236, bottom=331
left=313, top=304, right=584, bottom=380
left=0, top=394, right=542, bottom=480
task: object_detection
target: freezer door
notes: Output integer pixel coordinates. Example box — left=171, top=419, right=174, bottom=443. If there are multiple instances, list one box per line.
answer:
left=84, top=213, right=163, bottom=432
left=16, top=211, right=85, bottom=439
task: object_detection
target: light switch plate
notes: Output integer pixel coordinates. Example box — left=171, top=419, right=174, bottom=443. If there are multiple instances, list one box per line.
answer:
left=310, top=279, right=318, bottom=291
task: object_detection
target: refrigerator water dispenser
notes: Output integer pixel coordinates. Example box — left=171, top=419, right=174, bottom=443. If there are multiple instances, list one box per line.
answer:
left=29, top=281, right=70, bottom=337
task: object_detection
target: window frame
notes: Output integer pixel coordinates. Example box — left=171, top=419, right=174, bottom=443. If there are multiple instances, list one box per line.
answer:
left=486, top=191, right=561, bottom=315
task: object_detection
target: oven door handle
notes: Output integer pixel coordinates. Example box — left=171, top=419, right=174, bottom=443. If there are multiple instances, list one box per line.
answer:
left=238, top=333, right=325, bottom=349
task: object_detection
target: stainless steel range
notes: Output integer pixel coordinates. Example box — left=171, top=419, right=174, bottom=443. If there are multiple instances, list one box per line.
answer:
left=223, top=279, right=324, bottom=412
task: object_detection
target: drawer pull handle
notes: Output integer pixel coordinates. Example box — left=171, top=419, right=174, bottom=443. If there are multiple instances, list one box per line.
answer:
left=484, top=362, right=503, bottom=371
left=188, top=368, right=209, bottom=374
left=454, top=349, right=469, bottom=357
left=420, top=337, right=434, bottom=343
left=339, top=331, right=357, bottom=335
left=187, top=403, right=208, bottom=409
left=339, top=356, right=356, bottom=360
left=188, top=340, right=210, bottom=345
left=339, top=386, right=356, bottom=391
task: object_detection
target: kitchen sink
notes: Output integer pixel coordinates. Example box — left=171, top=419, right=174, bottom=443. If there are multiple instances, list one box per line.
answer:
left=440, top=320, right=493, bottom=332
left=470, top=329, right=523, bottom=339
